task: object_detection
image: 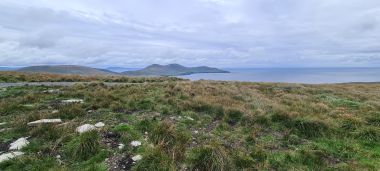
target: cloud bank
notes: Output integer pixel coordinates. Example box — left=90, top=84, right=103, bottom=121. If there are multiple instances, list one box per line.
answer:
left=0, top=0, right=380, bottom=67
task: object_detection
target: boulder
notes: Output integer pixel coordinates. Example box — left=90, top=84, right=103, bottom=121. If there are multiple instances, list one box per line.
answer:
left=0, top=152, right=24, bottom=163
left=0, top=122, right=6, bottom=126
left=76, top=124, right=96, bottom=133
left=27, top=119, right=62, bottom=126
left=9, top=137, right=29, bottom=150
left=95, top=122, right=105, bottom=128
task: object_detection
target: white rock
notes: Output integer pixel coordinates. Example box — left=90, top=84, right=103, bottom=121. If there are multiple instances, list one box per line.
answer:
left=95, top=122, right=105, bottom=128
left=185, top=116, right=194, bottom=121
left=9, top=137, right=29, bottom=150
left=52, top=110, right=59, bottom=114
left=62, top=99, right=83, bottom=104
left=0, top=128, right=11, bottom=133
left=0, top=122, right=6, bottom=126
left=193, top=130, right=199, bottom=134
left=118, top=144, right=125, bottom=150
left=132, top=155, right=142, bottom=161
left=27, top=119, right=62, bottom=126
left=0, top=152, right=24, bottom=163
left=76, top=124, right=96, bottom=133
left=130, top=141, right=141, bottom=147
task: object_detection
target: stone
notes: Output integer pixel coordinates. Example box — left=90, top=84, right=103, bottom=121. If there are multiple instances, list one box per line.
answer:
left=0, top=152, right=24, bottom=163
left=118, top=144, right=125, bottom=150
left=95, top=122, right=105, bottom=128
left=52, top=110, right=59, bottom=114
left=62, top=99, right=83, bottom=104
left=130, top=141, right=141, bottom=147
left=185, top=116, right=195, bottom=121
left=76, top=124, right=96, bottom=133
left=27, top=119, right=62, bottom=126
left=9, top=137, right=29, bottom=150
left=0, top=122, right=6, bottom=126
left=132, top=154, right=142, bottom=161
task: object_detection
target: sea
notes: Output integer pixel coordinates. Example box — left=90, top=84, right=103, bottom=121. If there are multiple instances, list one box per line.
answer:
left=178, top=68, right=380, bottom=84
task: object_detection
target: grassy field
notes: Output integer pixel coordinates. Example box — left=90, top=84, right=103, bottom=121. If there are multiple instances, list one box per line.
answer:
left=0, top=74, right=380, bottom=170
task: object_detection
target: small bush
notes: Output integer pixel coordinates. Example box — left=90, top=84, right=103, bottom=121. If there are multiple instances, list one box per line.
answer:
left=188, top=143, right=234, bottom=171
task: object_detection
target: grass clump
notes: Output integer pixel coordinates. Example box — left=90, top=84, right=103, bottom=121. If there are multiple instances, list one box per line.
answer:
left=150, top=121, right=191, bottom=161
left=56, top=104, right=86, bottom=119
left=187, top=143, right=234, bottom=171
left=132, top=148, right=176, bottom=171
left=64, top=130, right=100, bottom=161
left=224, top=109, right=244, bottom=125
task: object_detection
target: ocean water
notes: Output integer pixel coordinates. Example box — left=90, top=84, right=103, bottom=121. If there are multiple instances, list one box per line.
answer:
left=178, top=68, right=380, bottom=84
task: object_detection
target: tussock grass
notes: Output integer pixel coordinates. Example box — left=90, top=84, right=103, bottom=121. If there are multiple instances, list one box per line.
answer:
left=187, top=142, right=233, bottom=171
left=1, top=74, right=380, bottom=170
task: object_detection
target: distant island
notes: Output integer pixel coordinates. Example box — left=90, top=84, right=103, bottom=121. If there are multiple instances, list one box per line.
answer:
left=123, top=64, right=229, bottom=76
left=16, top=64, right=229, bottom=76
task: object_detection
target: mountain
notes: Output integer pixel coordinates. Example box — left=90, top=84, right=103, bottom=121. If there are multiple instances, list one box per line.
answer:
left=123, top=64, right=229, bottom=76
left=18, top=65, right=118, bottom=75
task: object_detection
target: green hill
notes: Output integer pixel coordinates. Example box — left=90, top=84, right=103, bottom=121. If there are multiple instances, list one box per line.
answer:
left=18, top=65, right=118, bottom=76
left=123, top=64, right=229, bottom=76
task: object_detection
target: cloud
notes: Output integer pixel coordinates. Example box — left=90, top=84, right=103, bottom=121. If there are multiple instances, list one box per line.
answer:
left=0, top=0, right=379, bottom=67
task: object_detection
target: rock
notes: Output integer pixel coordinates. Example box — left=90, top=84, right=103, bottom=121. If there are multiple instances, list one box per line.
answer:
left=9, top=137, right=29, bottom=150
left=193, top=130, right=199, bottom=134
left=43, top=89, right=61, bottom=94
left=0, top=152, right=24, bottom=163
left=76, top=124, right=96, bottom=133
left=27, top=119, right=62, bottom=126
left=0, top=128, right=11, bottom=133
left=95, top=122, right=105, bottom=128
left=118, top=144, right=125, bottom=150
left=130, top=141, right=141, bottom=147
left=132, top=155, right=142, bottom=161
left=0, top=122, right=6, bottom=126
left=62, top=99, right=83, bottom=104
left=52, top=110, right=59, bottom=114
left=185, top=116, right=195, bottom=121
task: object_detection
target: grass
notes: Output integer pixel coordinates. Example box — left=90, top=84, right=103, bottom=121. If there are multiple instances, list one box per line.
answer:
left=0, top=74, right=380, bottom=170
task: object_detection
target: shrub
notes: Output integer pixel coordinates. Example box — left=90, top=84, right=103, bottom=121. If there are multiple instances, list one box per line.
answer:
left=188, top=143, right=234, bottom=171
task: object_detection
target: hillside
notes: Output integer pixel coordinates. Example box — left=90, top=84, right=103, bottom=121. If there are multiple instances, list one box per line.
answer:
left=123, top=64, right=229, bottom=76
left=18, top=65, right=118, bottom=76
left=0, top=74, right=380, bottom=170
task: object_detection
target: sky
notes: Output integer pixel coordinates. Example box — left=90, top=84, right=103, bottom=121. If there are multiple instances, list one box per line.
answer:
left=0, top=0, right=380, bottom=68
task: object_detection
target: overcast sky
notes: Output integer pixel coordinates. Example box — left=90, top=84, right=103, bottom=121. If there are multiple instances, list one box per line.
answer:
left=0, top=0, right=380, bottom=68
